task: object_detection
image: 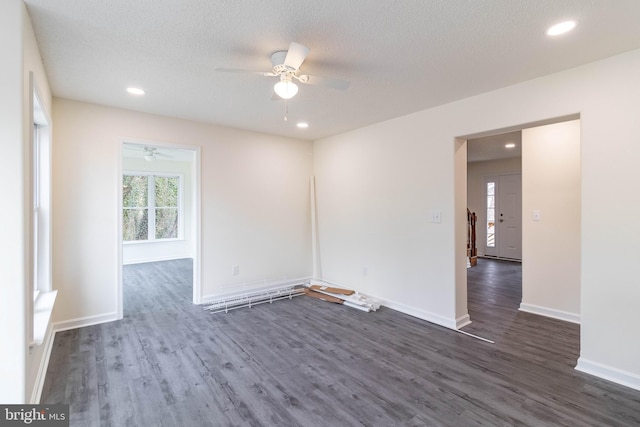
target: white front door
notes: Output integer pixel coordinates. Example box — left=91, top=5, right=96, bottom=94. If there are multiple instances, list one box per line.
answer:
left=484, top=173, right=522, bottom=260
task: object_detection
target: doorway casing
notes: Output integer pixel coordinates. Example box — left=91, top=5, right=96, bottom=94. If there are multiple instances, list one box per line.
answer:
left=454, top=114, right=580, bottom=329
left=116, top=139, right=202, bottom=319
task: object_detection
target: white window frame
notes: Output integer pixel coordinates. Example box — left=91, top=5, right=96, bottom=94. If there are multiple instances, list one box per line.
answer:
left=30, top=73, right=56, bottom=347
left=122, top=172, right=183, bottom=244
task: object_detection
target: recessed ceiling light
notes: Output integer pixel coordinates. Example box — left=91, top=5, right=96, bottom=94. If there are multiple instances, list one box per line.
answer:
left=126, top=87, right=145, bottom=95
left=547, top=21, right=577, bottom=36
left=297, top=122, right=309, bottom=129
left=505, top=143, right=516, bottom=148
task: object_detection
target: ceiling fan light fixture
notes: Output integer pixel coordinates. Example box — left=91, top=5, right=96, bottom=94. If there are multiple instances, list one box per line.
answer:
left=144, top=154, right=155, bottom=162
left=274, top=76, right=298, bottom=99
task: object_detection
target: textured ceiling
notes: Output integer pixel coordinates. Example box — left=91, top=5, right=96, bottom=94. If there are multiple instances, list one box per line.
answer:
left=24, top=0, right=640, bottom=141
left=468, top=131, right=522, bottom=163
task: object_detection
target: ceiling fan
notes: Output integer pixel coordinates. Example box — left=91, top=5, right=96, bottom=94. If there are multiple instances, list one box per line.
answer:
left=216, top=42, right=350, bottom=100
left=126, top=146, right=173, bottom=162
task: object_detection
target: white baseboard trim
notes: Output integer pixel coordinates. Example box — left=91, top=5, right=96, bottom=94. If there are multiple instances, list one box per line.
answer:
left=200, top=276, right=312, bottom=305
left=377, top=297, right=457, bottom=329
left=310, top=277, right=458, bottom=330
left=53, top=311, right=119, bottom=332
left=519, top=303, right=580, bottom=324
left=30, top=322, right=55, bottom=404
left=576, top=358, right=640, bottom=392
left=123, top=255, right=192, bottom=265
left=456, top=314, right=472, bottom=329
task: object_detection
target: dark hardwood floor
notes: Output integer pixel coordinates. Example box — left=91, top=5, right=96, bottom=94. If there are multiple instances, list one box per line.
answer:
left=41, top=258, right=640, bottom=426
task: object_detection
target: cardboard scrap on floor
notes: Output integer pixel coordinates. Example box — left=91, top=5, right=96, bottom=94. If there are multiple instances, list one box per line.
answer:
left=308, top=284, right=355, bottom=296
left=303, top=288, right=344, bottom=304
left=304, top=282, right=381, bottom=312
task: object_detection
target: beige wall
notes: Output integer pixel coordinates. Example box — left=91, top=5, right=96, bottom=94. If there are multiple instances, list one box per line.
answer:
left=467, top=157, right=522, bottom=257
left=314, top=48, right=640, bottom=389
left=52, top=99, right=313, bottom=325
left=521, top=120, right=581, bottom=322
left=0, top=0, right=54, bottom=403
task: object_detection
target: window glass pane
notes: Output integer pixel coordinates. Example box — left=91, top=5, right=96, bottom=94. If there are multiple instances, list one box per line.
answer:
left=156, top=208, right=178, bottom=239
left=123, top=175, right=148, bottom=207
left=123, top=208, right=148, bottom=240
left=487, top=181, right=495, bottom=196
left=487, top=181, right=495, bottom=247
left=155, top=176, right=178, bottom=207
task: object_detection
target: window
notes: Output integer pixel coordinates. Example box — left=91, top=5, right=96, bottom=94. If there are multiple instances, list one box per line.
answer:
left=31, top=79, right=57, bottom=346
left=486, top=181, right=495, bottom=247
left=32, top=97, right=51, bottom=295
left=123, top=173, right=181, bottom=242
left=33, top=123, right=41, bottom=298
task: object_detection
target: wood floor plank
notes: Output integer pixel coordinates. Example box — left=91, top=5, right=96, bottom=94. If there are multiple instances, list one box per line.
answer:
left=40, top=258, right=640, bottom=426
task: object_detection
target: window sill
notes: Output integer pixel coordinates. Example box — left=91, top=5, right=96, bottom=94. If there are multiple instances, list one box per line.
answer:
left=31, top=290, right=57, bottom=346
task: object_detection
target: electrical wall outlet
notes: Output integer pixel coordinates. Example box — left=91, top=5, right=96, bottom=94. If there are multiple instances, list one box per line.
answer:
left=430, top=210, right=442, bottom=223
left=232, top=264, right=240, bottom=275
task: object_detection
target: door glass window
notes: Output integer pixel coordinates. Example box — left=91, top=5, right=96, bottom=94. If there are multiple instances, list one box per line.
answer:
left=487, top=181, right=495, bottom=247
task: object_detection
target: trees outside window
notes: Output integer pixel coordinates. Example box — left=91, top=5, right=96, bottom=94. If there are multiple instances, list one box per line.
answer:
left=123, top=174, right=180, bottom=242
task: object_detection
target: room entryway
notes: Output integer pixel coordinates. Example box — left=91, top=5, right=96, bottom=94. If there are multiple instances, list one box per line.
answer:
left=459, top=117, right=581, bottom=336
left=118, top=141, right=201, bottom=318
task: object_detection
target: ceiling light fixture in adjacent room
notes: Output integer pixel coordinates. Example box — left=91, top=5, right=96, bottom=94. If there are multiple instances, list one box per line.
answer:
left=143, top=147, right=157, bottom=162
left=127, top=87, right=145, bottom=95
left=297, top=122, right=309, bottom=129
left=505, top=143, right=516, bottom=148
left=547, top=21, right=577, bottom=36
left=274, top=75, right=298, bottom=99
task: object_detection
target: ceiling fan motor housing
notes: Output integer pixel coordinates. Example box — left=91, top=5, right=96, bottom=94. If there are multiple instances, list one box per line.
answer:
left=271, top=51, right=297, bottom=75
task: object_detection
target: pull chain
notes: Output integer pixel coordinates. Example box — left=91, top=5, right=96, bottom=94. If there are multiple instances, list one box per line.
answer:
left=283, top=100, right=288, bottom=121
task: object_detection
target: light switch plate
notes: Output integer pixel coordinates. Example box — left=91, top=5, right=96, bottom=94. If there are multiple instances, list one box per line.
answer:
left=533, top=210, right=541, bottom=221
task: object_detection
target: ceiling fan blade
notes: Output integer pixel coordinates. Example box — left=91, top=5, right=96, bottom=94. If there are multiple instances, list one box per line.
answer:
left=299, top=75, right=350, bottom=90
left=215, top=67, right=273, bottom=76
left=284, top=42, right=310, bottom=70
left=124, top=146, right=146, bottom=152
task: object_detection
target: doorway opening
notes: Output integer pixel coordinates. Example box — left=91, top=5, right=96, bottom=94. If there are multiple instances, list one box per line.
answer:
left=117, top=141, right=201, bottom=319
left=456, top=115, right=581, bottom=337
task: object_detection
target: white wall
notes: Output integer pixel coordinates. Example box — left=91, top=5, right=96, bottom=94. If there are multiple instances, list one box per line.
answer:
left=0, top=0, right=27, bottom=404
left=314, top=48, right=640, bottom=389
left=122, top=156, right=193, bottom=264
left=0, top=0, right=54, bottom=403
left=314, top=116, right=457, bottom=327
left=52, top=99, right=313, bottom=326
left=467, top=157, right=522, bottom=257
left=521, top=120, right=581, bottom=323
